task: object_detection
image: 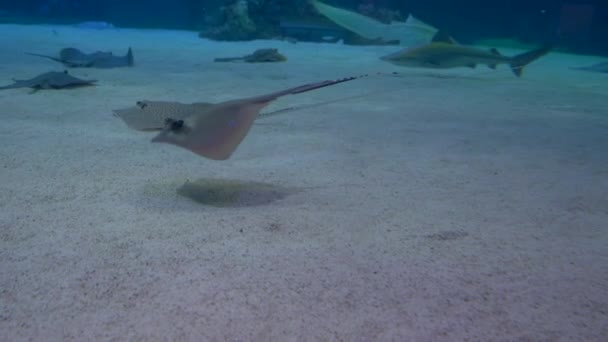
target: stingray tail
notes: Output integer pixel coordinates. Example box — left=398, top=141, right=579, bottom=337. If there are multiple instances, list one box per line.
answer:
left=250, top=74, right=368, bottom=104
left=25, top=52, right=65, bottom=64
left=510, top=45, right=552, bottom=77
left=126, top=47, right=134, bottom=66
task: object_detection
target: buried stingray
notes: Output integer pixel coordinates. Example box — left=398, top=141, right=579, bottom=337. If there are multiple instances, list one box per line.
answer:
left=0, top=70, right=96, bottom=91
left=26, top=47, right=134, bottom=68
left=114, top=76, right=364, bottom=160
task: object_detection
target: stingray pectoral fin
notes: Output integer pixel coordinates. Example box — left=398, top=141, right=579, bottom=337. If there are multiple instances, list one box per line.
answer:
left=0, top=79, right=28, bottom=90
left=151, top=99, right=271, bottom=160
left=112, top=107, right=162, bottom=131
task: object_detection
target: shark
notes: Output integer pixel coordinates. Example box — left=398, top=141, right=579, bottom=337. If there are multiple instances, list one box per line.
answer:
left=380, top=37, right=551, bottom=77
left=310, top=0, right=437, bottom=46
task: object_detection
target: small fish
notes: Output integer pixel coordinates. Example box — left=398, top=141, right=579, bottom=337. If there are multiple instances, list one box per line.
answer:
left=570, top=62, right=608, bottom=73
left=26, top=47, right=134, bottom=68
left=0, top=70, right=96, bottom=92
left=381, top=37, right=551, bottom=77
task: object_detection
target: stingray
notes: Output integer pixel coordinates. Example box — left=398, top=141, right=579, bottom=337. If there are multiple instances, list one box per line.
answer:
left=0, top=70, right=97, bottom=91
left=26, top=47, right=134, bottom=68
left=113, top=92, right=367, bottom=132
left=113, top=76, right=364, bottom=160
left=214, top=48, right=287, bottom=63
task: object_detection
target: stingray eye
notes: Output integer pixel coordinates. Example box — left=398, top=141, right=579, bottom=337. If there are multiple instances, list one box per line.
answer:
left=171, top=120, right=184, bottom=131
left=136, top=101, right=147, bottom=109
left=164, top=118, right=184, bottom=132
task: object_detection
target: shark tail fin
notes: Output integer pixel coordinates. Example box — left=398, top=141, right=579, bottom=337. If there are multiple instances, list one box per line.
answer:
left=510, top=45, right=552, bottom=77
left=126, top=47, right=134, bottom=66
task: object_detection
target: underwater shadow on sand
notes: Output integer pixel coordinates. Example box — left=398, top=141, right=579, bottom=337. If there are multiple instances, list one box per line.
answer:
left=140, top=178, right=297, bottom=209
left=176, top=178, right=296, bottom=208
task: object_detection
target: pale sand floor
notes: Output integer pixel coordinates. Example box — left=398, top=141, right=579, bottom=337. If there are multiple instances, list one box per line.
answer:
left=0, top=24, right=607, bottom=341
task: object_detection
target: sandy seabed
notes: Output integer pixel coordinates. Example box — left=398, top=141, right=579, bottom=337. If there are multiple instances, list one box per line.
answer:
left=0, top=24, right=607, bottom=341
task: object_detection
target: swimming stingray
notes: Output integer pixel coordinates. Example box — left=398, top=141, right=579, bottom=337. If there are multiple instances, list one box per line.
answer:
left=0, top=70, right=97, bottom=91
left=26, top=47, right=134, bottom=68
left=570, top=62, right=608, bottom=73
left=113, top=76, right=363, bottom=160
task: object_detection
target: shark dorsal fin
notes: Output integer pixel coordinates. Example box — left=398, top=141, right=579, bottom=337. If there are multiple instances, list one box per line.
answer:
left=490, top=48, right=502, bottom=56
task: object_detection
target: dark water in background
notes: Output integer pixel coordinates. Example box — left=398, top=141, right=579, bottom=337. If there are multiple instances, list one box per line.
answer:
left=0, top=0, right=606, bottom=55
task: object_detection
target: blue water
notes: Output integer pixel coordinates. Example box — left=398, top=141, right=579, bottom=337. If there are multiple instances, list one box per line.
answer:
left=0, top=0, right=606, bottom=54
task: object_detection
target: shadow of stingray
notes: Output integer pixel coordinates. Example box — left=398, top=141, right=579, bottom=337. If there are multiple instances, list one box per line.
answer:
left=176, top=178, right=296, bottom=208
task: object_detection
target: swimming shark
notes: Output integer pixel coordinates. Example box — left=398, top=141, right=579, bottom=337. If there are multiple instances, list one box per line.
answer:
left=380, top=37, right=551, bottom=77
left=310, top=0, right=437, bottom=46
